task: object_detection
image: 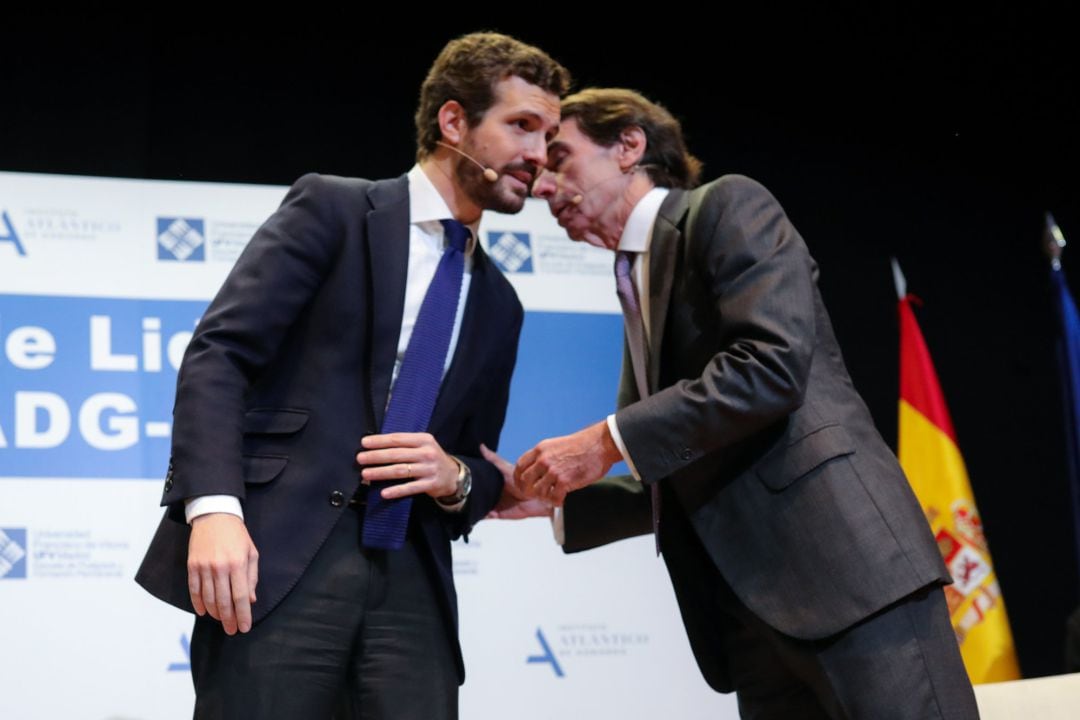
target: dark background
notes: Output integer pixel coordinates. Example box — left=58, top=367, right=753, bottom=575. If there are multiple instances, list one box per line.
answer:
left=3, top=8, right=1078, bottom=677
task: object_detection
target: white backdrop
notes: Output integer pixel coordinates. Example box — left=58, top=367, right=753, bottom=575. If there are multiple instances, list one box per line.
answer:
left=0, top=170, right=737, bottom=719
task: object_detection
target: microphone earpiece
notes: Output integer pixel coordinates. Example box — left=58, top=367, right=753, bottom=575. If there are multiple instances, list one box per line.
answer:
left=436, top=141, right=498, bottom=183
left=568, top=164, right=657, bottom=207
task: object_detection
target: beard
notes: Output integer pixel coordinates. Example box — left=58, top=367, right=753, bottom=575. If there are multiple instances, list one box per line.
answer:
left=453, top=143, right=534, bottom=215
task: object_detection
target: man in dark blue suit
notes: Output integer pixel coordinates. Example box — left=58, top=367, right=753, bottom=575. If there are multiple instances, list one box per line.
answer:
left=136, top=33, right=568, bottom=719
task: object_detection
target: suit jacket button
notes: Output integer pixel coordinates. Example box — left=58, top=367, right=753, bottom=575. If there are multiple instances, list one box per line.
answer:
left=680, top=448, right=693, bottom=461
left=329, top=490, right=345, bottom=507
left=164, top=473, right=174, bottom=492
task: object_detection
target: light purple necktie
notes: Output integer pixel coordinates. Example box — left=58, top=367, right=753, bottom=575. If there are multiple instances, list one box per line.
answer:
left=615, top=250, right=661, bottom=555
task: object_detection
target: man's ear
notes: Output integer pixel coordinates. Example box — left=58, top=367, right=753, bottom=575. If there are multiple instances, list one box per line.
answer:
left=617, top=126, right=647, bottom=171
left=437, top=100, right=468, bottom=146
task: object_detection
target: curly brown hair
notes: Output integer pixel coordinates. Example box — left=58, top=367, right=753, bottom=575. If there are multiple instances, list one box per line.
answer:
left=415, top=32, right=571, bottom=161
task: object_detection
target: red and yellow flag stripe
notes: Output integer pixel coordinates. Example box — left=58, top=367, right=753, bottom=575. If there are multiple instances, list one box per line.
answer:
left=898, top=295, right=1021, bottom=684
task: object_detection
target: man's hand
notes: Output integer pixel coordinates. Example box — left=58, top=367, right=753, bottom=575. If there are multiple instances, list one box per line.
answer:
left=356, top=432, right=459, bottom=501
left=187, top=513, right=259, bottom=636
left=480, top=443, right=554, bottom=520
left=514, top=420, right=622, bottom=504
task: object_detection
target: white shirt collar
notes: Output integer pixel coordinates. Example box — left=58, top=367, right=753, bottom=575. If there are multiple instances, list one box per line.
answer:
left=617, top=186, right=670, bottom=254
left=408, top=164, right=478, bottom=254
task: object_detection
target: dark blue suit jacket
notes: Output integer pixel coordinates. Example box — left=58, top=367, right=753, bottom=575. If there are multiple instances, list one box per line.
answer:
left=135, top=173, right=522, bottom=682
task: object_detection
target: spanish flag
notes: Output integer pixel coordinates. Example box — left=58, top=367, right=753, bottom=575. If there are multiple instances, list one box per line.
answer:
left=893, top=259, right=1021, bottom=684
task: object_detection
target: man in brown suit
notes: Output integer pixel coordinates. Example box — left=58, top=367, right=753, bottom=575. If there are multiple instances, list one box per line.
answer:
left=489, top=88, right=980, bottom=719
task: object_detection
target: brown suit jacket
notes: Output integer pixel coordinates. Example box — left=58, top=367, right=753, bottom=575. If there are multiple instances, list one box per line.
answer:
left=562, top=175, right=949, bottom=691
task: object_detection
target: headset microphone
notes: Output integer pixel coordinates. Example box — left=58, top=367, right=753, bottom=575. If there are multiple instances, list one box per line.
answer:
left=568, top=165, right=658, bottom=206
left=436, top=141, right=498, bottom=182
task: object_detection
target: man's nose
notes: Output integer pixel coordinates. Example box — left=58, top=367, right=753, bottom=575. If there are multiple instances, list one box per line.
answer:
left=522, top=134, right=547, bottom=169
left=532, top=169, right=556, bottom=199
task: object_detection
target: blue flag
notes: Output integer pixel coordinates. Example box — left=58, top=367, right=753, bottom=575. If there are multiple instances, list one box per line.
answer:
left=1049, top=214, right=1080, bottom=584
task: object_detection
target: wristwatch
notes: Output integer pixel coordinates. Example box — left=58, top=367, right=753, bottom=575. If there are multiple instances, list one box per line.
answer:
left=436, top=456, right=472, bottom=506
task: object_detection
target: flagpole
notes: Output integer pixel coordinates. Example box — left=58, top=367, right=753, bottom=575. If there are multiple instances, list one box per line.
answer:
left=1046, top=212, right=1066, bottom=271
left=890, top=257, right=907, bottom=301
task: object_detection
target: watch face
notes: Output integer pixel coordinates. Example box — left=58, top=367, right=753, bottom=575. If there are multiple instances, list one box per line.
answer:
left=437, top=458, right=471, bottom=506
left=461, top=463, right=472, bottom=496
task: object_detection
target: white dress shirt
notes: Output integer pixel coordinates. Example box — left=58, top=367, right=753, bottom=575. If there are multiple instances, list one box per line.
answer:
left=604, top=186, right=670, bottom=481
left=186, top=165, right=477, bottom=522
left=552, top=187, right=669, bottom=543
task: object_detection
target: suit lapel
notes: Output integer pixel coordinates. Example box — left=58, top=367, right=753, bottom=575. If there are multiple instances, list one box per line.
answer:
left=646, top=189, right=690, bottom=391
left=366, top=175, right=410, bottom=430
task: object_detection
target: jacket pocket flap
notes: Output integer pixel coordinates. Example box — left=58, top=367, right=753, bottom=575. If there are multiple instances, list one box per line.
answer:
left=242, top=408, right=309, bottom=435
left=755, top=424, right=856, bottom=491
left=242, top=454, right=288, bottom=484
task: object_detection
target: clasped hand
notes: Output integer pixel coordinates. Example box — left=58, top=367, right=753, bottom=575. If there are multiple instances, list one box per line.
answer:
left=483, top=420, right=622, bottom=518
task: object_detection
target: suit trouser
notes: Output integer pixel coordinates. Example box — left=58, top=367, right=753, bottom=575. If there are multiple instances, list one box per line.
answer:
left=660, top=489, right=980, bottom=720
left=189, top=502, right=458, bottom=720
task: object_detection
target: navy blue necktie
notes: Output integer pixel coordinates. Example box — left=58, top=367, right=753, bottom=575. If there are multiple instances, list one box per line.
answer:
left=362, top=219, right=470, bottom=549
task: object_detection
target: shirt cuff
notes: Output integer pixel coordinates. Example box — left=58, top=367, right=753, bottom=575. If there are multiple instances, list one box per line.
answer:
left=185, top=495, right=244, bottom=524
left=606, top=414, right=642, bottom=482
left=551, top=505, right=565, bottom=546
